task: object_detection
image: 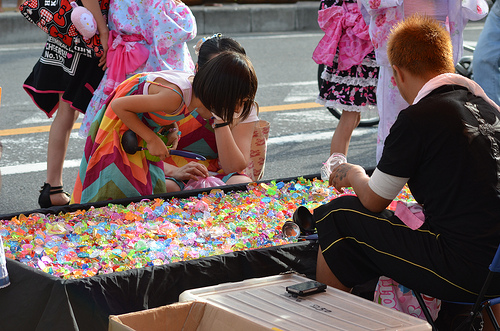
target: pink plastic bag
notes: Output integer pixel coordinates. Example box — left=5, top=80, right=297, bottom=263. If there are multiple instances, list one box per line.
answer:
left=374, top=276, right=441, bottom=321
left=184, top=176, right=225, bottom=191
left=395, top=201, right=425, bottom=230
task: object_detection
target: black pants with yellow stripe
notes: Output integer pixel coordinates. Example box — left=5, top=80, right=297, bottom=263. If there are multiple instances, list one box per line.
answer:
left=315, top=196, right=500, bottom=302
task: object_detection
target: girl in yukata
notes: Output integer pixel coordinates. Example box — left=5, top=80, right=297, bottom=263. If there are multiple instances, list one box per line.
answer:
left=78, top=0, right=197, bottom=138
left=313, top=0, right=378, bottom=157
left=71, top=51, right=258, bottom=203
left=164, top=34, right=260, bottom=191
left=357, top=0, right=489, bottom=161
left=23, top=0, right=109, bottom=208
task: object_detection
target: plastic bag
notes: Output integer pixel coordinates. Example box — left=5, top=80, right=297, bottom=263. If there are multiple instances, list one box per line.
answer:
left=374, top=276, right=441, bottom=321
left=320, top=153, right=347, bottom=181
left=184, top=176, right=225, bottom=191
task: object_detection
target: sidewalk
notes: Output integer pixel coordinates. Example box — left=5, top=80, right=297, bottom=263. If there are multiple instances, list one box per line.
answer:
left=0, top=0, right=319, bottom=45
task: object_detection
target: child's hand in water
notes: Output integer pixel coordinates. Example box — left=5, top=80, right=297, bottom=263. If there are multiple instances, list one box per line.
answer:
left=147, top=135, right=170, bottom=160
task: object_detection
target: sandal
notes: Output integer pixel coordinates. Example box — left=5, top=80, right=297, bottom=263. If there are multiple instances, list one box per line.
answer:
left=38, top=183, right=70, bottom=208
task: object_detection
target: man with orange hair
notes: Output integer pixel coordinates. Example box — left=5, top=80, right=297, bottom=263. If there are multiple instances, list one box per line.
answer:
left=300, top=14, right=500, bottom=309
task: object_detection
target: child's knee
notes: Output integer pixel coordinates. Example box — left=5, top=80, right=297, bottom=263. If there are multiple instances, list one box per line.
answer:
left=165, top=179, right=181, bottom=192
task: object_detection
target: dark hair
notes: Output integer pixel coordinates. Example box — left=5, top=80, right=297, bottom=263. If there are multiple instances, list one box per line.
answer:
left=193, top=51, right=258, bottom=125
left=197, top=35, right=246, bottom=68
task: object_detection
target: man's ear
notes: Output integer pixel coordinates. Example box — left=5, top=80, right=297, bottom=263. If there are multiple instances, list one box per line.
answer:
left=392, top=64, right=404, bottom=83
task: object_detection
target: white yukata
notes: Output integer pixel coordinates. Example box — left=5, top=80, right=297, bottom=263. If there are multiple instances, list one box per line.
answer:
left=357, top=0, right=489, bottom=160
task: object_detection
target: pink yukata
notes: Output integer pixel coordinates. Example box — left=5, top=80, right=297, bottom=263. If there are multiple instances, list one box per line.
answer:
left=313, top=0, right=378, bottom=115
left=79, top=0, right=197, bottom=137
left=357, top=0, right=489, bottom=160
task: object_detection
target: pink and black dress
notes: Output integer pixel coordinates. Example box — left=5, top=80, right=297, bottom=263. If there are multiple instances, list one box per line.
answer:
left=313, top=0, right=378, bottom=113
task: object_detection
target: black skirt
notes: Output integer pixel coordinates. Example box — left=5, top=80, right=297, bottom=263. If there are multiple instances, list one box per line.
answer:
left=23, top=36, right=105, bottom=117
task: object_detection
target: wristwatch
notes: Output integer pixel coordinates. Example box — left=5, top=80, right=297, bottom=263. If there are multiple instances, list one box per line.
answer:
left=213, top=122, right=230, bottom=129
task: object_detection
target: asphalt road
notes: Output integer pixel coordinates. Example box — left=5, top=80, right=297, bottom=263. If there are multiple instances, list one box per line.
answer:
left=0, top=26, right=483, bottom=216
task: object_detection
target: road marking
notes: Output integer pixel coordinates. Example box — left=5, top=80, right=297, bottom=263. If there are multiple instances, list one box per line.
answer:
left=0, top=127, right=376, bottom=175
left=259, top=81, right=316, bottom=88
left=1, top=159, right=81, bottom=175
left=0, top=124, right=81, bottom=136
left=284, top=84, right=318, bottom=103
left=260, top=102, right=320, bottom=112
left=0, top=103, right=322, bottom=136
left=269, top=127, right=376, bottom=145
left=0, top=43, right=45, bottom=52
left=235, top=33, right=322, bottom=40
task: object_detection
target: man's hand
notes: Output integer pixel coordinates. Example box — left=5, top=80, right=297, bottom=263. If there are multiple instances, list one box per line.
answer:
left=330, top=163, right=392, bottom=213
left=329, top=163, right=355, bottom=192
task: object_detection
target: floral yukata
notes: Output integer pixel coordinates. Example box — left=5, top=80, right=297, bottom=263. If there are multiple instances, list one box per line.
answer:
left=357, top=0, right=489, bottom=160
left=79, top=0, right=196, bottom=137
left=313, top=0, right=378, bottom=114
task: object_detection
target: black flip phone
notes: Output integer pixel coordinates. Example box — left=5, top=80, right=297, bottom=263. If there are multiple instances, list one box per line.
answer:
left=286, top=280, right=327, bottom=296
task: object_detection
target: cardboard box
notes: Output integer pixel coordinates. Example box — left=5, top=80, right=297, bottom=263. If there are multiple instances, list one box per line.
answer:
left=109, top=301, right=271, bottom=331
left=110, top=274, right=432, bottom=331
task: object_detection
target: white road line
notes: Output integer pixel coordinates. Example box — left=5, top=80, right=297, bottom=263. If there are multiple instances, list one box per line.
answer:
left=235, top=33, right=323, bottom=40
left=269, top=127, right=375, bottom=145
left=0, top=128, right=376, bottom=175
left=0, top=43, right=45, bottom=52
left=259, top=81, right=316, bottom=88
left=1, top=159, right=81, bottom=175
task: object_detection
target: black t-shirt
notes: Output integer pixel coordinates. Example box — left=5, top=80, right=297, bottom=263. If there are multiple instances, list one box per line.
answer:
left=378, top=85, right=500, bottom=251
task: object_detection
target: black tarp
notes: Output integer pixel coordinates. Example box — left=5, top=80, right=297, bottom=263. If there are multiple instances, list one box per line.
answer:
left=0, top=241, right=317, bottom=331
left=0, top=174, right=324, bottom=331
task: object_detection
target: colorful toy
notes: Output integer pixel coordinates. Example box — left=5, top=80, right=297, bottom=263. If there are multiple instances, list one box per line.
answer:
left=70, top=1, right=97, bottom=40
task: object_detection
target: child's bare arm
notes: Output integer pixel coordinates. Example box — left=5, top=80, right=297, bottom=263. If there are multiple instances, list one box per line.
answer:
left=215, top=121, right=254, bottom=174
left=164, top=162, right=209, bottom=181
left=111, top=82, right=184, bottom=159
left=81, top=0, right=109, bottom=68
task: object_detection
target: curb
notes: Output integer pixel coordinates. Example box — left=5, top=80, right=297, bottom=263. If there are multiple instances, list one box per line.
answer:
left=0, top=2, right=320, bottom=45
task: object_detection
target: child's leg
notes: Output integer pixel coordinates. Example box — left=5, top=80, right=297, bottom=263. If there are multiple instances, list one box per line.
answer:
left=45, top=97, right=79, bottom=205
left=165, top=178, right=182, bottom=192
left=225, top=174, right=252, bottom=185
left=330, top=110, right=360, bottom=155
